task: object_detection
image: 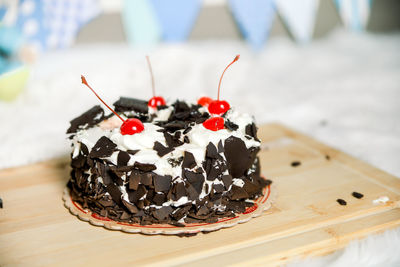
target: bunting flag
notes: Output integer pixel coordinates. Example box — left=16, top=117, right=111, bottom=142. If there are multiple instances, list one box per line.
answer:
left=149, top=0, right=201, bottom=42
left=122, top=0, right=161, bottom=45
left=228, top=0, right=276, bottom=50
left=15, top=0, right=49, bottom=51
left=275, top=0, right=319, bottom=43
left=334, top=0, right=372, bottom=31
left=43, top=0, right=100, bottom=49
left=11, top=0, right=99, bottom=51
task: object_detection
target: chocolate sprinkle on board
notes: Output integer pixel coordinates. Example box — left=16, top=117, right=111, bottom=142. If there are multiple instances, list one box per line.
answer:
left=113, top=97, right=149, bottom=114
left=67, top=105, right=104, bottom=133
left=352, top=192, right=364, bottom=199
left=291, top=161, right=301, bottom=167
left=117, top=151, right=130, bottom=166
left=153, top=175, right=172, bottom=192
left=153, top=141, right=174, bottom=157
left=182, top=151, right=196, bottom=169
left=89, top=136, right=117, bottom=158
left=325, top=155, right=331, bottom=160
left=337, top=199, right=347, bottom=206
left=0, top=197, right=3, bottom=208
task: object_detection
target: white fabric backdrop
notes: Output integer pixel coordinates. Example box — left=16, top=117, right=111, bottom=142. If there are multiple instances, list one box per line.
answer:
left=1, top=30, right=399, bottom=266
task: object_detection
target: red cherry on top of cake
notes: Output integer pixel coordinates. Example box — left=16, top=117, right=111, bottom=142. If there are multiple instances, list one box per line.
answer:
left=202, top=117, right=225, bottom=131
left=81, top=75, right=144, bottom=135
left=202, top=55, right=240, bottom=131
left=197, top=96, right=213, bottom=107
left=146, top=55, right=166, bottom=109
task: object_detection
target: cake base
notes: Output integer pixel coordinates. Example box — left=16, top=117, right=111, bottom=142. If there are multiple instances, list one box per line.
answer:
left=62, top=183, right=274, bottom=235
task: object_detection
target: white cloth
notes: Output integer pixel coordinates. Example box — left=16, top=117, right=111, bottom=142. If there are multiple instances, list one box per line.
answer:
left=0, top=30, right=399, bottom=266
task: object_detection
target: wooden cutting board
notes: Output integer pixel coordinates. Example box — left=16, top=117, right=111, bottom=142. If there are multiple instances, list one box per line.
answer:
left=1, top=123, right=399, bottom=266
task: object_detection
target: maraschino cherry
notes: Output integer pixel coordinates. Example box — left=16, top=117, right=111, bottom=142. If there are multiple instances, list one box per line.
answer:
left=202, top=117, right=224, bottom=131
left=208, top=55, right=239, bottom=115
left=197, top=96, right=213, bottom=107
left=81, top=75, right=144, bottom=135
left=202, top=55, right=240, bottom=131
left=146, top=56, right=166, bottom=108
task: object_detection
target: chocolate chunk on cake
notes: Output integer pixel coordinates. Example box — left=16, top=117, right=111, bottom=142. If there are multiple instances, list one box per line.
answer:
left=67, top=98, right=270, bottom=225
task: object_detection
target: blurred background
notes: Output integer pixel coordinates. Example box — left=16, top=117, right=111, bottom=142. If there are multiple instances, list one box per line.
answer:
left=0, top=0, right=399, bottom=178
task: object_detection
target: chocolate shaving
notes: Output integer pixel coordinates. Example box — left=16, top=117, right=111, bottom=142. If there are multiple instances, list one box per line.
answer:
left=224, top=136, right=254, bottom=178
left=67, top=105, right=104, bottom=134
left=230, top=185, right=249, bottom=200
left=106, top=184, right=122, bottom=206
left=117, top=151, right=130, bottom=166
left=184, top=170, right=204, bottom=195
left=122, top=199, right=139, bottom=214
left=291, top=161, right=301, bottom=167
left=153, top=141, right=174, bottom=157
left=153, top=206, right=173, bottom=221
left=134, top=162, right=156, bottom=172
left=127, top=149, right=139, bottom=155
left=182, top=151, right=196, bottom=169
left=140, top=173, right=153, bottom=186
left=206, top=142, right=219, bottom=159
left=128, top=171, right=141, bottom=190
left=89, top=136, right=117, bottom=158
left=225, top=120, right=239, bottom=131
left=153, top=175, right=172, bottom=192
left=113, top=97, right=148, bottom=114
left=337, top=199, right=347, bottom=206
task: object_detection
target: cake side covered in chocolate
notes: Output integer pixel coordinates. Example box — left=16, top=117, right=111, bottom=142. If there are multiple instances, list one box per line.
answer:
left=67, top=98, right=270, bottom=225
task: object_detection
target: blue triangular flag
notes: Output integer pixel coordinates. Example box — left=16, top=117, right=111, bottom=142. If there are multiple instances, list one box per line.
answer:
left=122, top=0, right=161, bottom=45
left=149, top=0, right=201, bottom=42
left=15, top=0, right=49, bottom=51
left=229, top=0, right=275, bottom=50
left=335, top=0, right=372, bottom=31
left=276, top=0, right=319, bottom=43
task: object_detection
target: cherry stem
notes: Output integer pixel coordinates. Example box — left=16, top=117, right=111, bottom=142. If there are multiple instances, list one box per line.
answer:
left=146, top=55, right=156, bottom=97
left=217, top=55, right=240, bottom=100
left=81, top=75, right=125, bottom=122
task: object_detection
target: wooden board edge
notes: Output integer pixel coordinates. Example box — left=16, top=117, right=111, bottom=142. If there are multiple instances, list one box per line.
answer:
left=158, top=208, right=400, bottom=267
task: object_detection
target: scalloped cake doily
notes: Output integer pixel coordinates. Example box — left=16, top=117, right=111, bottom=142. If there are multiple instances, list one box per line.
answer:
left=63, top=184, right=274, bottom=235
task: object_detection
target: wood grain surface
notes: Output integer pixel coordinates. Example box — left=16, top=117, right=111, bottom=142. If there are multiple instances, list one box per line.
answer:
left=1, top=123, right=399, bottom=266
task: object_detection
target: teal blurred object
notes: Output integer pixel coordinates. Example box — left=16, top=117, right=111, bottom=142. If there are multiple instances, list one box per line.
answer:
left=0, top=25, right=24, bottom=56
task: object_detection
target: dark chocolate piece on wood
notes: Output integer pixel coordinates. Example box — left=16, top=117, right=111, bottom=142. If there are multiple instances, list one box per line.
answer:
left=153, top=141, right=174, bottom=157
left=225, top=120, right=239, bottom=131
left=291, top=161, right=301, bottom=167
left=117, top=151, right=130, bottom=166
left=337, top=199, right=347, bottom=206
left=128, top=171, right=141, bottom=190
left=153, top=175, right=172, bottom=192
left=182, top=151, right=196, bottom=169
left=113, top=97, right=148, bottom=114
left=122, top=199, right=139, bottom=214
left=153, top=206, right=173, bottom=221
left=134, top=162, right=156, bottom=172
left=106, top=184, right=122, bottom=206
left=224, top=136, right=254, bottom=178
left=67, top=105, right=104, bottom=133
left=0, top=197, right=3, bottom=208
left=352, top=192, right=364, bottom=199
left=206, top=142, right=219, bottom=159
left=325, top=155, right=331, bottom=160
left=89, top=136, right=117, bottom=158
